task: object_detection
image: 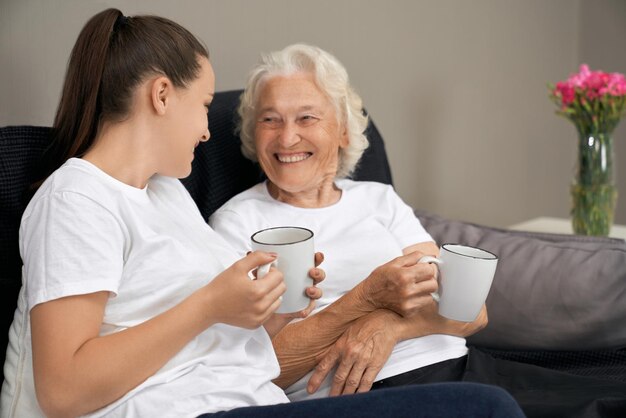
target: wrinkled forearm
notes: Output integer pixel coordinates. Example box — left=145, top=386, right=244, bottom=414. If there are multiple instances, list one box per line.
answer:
left=271, top=281, right=376, bottom=389
left=394, top=299, right=486, bottom=341
left=272, top=242, right=443, bottom=389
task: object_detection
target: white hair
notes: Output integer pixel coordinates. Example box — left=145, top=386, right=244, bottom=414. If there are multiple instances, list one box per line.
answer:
left=237, top=43, right=369, bottom=178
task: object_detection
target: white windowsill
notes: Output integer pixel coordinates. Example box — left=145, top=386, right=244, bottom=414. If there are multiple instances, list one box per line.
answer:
left=508, top=217, right=626, bottom=240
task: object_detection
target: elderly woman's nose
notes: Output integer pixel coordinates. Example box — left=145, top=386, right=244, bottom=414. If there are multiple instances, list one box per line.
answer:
left=277, top=121, right=301, bottom=147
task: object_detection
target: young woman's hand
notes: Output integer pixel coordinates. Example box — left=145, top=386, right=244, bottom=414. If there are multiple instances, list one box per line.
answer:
left=205, top=251, right=286, bottom=329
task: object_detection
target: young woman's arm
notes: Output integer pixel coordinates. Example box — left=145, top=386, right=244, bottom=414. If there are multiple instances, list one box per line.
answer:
left=31, top=251, right=283, bottom=418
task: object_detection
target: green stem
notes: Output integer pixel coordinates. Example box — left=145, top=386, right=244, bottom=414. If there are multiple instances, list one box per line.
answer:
left=571, top=128, right=618, bottom=236
left=576, top=130, right=614, bottom=186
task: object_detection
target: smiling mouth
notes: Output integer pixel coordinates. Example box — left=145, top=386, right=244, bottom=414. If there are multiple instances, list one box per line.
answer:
left=275, top=152, right=312, bottom=163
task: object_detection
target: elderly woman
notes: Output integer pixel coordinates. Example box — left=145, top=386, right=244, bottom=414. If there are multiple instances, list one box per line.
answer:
left=210, top=43, right=483, bottom=392
left=209, top=44, right=626, bottom=418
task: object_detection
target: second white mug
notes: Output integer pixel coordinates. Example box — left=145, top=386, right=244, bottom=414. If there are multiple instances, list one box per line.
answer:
left=420, top=243, right=498, bottom=322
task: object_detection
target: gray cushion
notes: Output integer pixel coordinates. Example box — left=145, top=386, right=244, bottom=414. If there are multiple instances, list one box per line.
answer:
left=415, top=209, right=626, bottom=351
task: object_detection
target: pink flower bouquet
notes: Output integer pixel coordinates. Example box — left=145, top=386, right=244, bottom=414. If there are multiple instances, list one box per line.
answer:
left=549, top=64, right=626, bottom=135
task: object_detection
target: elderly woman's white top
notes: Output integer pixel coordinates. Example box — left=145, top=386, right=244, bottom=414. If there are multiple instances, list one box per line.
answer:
left=210, top=179, right=469, bottom=401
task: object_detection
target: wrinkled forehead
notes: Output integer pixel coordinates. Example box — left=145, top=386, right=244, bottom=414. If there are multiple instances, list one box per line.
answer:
left=254, top=72, right=342, bottom=119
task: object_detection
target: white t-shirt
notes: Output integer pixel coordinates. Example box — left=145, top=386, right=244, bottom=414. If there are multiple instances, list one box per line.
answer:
left=1, top=158, right=288, bottom=418
left=209, top=179, right=468, bottom=401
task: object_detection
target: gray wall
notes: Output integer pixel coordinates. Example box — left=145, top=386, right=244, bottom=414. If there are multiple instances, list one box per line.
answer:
left=2, top=0, right=625, bottom=227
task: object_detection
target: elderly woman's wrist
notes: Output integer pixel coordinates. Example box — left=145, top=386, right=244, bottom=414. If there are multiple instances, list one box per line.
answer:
left=372, top=308, right=405, bottom=342
left=351, top=281, right=379, bottom=313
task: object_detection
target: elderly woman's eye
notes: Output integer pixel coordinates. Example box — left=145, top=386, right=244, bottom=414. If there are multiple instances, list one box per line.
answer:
left=299, top=115, right=318, bottom=125
left=259, top=116, right=277, bottom=123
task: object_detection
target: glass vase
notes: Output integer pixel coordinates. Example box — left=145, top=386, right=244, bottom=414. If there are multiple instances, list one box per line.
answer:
left=570, top=130, right=618, bottom=236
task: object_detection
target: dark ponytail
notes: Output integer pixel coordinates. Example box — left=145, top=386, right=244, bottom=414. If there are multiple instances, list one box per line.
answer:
left=34, top=8, right=209, bottom=188
left=35, top=9, right=119, bottom=189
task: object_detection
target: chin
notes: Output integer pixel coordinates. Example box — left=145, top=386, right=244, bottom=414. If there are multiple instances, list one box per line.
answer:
left=179, top=167, right=193, bottom=179
left=167, top=164, right=193, bottom=179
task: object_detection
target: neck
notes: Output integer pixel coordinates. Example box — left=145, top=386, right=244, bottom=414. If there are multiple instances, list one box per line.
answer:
left=82, top=119, right=155, bottom=189
left=266, top=177, right=342, bottom=208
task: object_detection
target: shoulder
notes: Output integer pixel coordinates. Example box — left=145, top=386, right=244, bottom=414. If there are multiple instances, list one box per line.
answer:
left=338, top=179, right=396, bottom=198
left=213, top=182, right=269, bottom=214
left=339, top=179, right=413, bottom=217
left=25, top=159, right=116, bottom=215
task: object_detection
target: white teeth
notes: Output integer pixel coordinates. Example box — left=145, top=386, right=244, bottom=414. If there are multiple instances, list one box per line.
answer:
left=277, top=153, right=311, bottom=163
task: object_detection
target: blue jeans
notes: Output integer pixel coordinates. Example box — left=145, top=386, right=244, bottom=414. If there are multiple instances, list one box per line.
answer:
left=198, top=382, right=525, bottom=418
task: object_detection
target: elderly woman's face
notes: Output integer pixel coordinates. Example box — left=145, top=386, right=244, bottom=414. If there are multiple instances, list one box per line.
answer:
left=254, top=73, right=348, bottom=195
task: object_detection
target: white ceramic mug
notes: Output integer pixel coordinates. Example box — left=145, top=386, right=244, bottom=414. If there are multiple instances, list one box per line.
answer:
left=419, top=243, right=498, bottom=322
left=251, top=226, right=315, bottom=314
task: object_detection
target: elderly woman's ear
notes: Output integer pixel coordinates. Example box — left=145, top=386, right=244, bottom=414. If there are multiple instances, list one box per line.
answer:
left=339, top=127, right=349, bottom=148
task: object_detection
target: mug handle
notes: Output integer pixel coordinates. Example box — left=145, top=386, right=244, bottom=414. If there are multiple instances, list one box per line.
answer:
left=418, top=255, right=442, bottom=302
left=257, top=260, right=277, bottom=279
left=256, top=260, right=283, bottom=303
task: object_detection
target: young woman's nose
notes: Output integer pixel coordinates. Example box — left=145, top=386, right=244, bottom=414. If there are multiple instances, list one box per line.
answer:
left=201, top=126, right=210, bottom=142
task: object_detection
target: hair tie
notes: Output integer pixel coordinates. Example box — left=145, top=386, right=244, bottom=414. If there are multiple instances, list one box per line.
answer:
left=114, top=14, right=129, bottom=31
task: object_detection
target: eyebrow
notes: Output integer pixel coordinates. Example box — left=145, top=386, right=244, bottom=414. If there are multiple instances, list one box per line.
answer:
left=257, top=104, right=321, bottom=113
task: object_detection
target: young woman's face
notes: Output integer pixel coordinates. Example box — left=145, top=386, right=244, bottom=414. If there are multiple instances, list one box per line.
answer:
left=158, top=57, right=215, bottom=178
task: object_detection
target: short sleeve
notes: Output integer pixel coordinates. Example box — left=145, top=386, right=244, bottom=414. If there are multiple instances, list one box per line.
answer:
left=384, top=187, right=434, bottom=249
left=20, top=191, right=126, bottom=309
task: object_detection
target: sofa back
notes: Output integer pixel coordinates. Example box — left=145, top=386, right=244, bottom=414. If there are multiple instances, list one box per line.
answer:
left=0, top=89, right=392, bottom=382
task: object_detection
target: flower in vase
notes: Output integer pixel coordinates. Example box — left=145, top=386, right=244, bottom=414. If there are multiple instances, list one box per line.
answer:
left=548, top=64, right=625, bottom=236
left=549, top=64, right=626, bottom=135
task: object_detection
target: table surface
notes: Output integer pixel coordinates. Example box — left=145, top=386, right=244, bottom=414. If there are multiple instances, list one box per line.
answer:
left=508, top=216, right=626, bottom=240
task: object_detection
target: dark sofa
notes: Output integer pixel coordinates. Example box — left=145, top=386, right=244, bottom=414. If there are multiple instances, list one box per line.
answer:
left=2, top=90, right=626, bottom=392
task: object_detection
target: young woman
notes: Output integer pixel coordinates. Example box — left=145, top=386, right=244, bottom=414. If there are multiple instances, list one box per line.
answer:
left=0, top=9, right=524, bottom=418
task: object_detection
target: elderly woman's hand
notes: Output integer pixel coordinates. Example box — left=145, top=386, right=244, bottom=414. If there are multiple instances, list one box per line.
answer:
left=355, top=251, right=438, bottom=318
left=263, top=252, right=325, bottom=337
left=307, top=309, right=400, bottom=396
left=454, top=303, right=488, bottom=337
left=392, top=299, right=489, bottom=342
